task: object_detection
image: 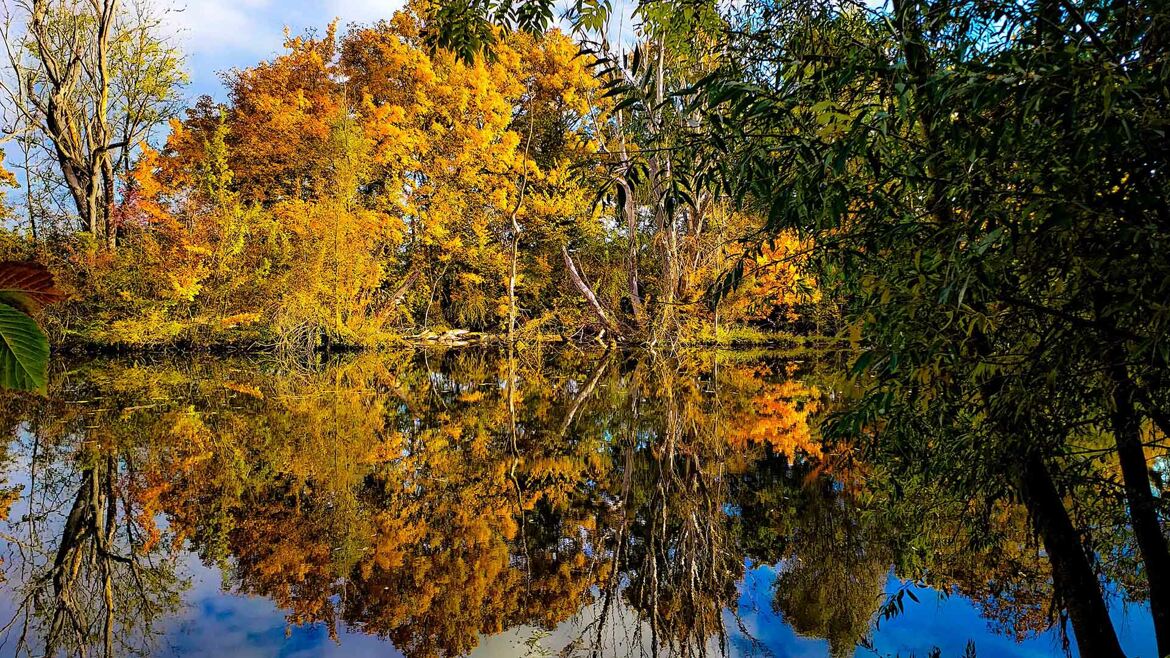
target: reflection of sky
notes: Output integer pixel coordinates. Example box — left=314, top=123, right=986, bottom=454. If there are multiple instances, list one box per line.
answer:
left=141, top=558, right=1158, bottom=658
left=869, top=578, right=1155, bottom=658
left=733, top=566, right=1155, bottom=658
left=156, top=559, right=403, bottom=658
left=1, top=434, right=1158, bottom=658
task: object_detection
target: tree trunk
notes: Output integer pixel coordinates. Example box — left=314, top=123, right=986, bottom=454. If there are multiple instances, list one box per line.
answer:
left=27, top=0, right=119, bottom=247
left=1017, top=453, right=1125, bottom=658
left=1107, top=350, right=1170, bottom=657
left=617, top=177, right=644, bottom=328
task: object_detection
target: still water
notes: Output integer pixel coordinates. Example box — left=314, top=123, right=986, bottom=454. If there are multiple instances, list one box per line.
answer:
left=0, top=349, right=1156, bottom=657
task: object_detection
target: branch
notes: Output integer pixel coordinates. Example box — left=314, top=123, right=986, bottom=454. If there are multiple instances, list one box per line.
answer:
left=562, top=245, right=624, bottom=338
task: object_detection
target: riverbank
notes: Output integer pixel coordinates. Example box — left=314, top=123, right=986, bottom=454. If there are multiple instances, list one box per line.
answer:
left=44, top=322, right=843, bottom=357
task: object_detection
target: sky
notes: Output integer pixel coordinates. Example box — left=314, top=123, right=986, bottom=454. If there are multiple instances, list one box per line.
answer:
left=164, top=0, right=409, bottom=100
left=164, top=0, right=639, bottom=102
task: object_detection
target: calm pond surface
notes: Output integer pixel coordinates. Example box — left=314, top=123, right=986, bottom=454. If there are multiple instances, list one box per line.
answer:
left=0, top=349, right=1156, bottom=657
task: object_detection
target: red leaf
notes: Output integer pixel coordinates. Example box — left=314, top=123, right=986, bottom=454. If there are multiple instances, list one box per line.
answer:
left=0, top=261, right=67, bottom=312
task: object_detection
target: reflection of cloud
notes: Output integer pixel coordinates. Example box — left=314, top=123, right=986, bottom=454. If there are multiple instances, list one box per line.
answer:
left=161, top=558, right=405, bottom=658
left=468, top=596, right=661, bottom=658
left=731, top=565, right=828, bottom=658
left=15, top=544, right=1142, bottom=658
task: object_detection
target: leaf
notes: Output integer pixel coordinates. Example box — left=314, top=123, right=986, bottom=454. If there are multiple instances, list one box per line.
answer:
left=0, top=301, right=50, bottom=393
left=0, top=261, right=66, bottom=313
left=612, top=96, right=640, bottom=113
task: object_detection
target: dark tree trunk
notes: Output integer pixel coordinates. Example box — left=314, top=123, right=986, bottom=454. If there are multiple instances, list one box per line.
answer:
left=1018, top=453, right=1125, bottom=658
left=1107, top=352, right=1170, bottom=657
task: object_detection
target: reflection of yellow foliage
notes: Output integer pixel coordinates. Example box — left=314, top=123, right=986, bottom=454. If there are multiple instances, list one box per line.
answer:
left=722, top=366, right=823, bottom=459
left=0, top=350, right=837, bottom=658
left=223, top=381, right=265, bottom=398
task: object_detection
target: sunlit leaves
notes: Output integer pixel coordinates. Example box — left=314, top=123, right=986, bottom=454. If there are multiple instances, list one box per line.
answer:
left=423, top=0, right=558, bottom=63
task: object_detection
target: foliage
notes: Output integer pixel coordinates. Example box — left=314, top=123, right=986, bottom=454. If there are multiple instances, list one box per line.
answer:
left=0, top=349, right=1085, bottom=657
left=436, top=0, right=1170, bottom=652
left=1, top=0, right=186, bottom=244
left=0, top=261, right=63, bottom=391
left=638, top=0, right=1169, bottom=654
left=0, top=1, right=822, bottom=350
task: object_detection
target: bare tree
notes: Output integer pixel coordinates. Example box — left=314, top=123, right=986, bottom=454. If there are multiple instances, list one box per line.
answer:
left=1, top=0, right=184, bottom=245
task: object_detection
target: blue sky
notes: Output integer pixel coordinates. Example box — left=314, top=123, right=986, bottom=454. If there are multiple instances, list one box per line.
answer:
left=165, top=0, right=408, bottom=100
left=167, top=0, right=638, bottom=102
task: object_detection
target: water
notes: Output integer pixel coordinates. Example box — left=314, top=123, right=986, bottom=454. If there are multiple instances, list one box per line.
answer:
left=0, top=350, right=1156, bottom=657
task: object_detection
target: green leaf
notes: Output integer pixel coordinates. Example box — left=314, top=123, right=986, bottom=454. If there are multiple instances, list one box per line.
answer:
left=0, top=300, right=50, bottom=393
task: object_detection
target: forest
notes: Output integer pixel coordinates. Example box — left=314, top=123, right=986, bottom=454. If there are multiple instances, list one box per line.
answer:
left=0, top=1, right=822, bottom=356
left=0, top=0, right=1168, bottom=657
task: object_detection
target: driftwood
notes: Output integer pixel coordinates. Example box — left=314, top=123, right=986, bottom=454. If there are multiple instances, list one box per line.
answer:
left=405, top=328, right=488, bottom=346
left=371, top=270, right=421, bottom=324
left=386, top=270, right=420, bottom=306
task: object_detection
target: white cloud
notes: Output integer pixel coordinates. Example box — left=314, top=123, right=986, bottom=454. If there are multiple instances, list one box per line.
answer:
left=324, top=0, right=405, bottom=27
left=167, top=0, right=282, bottom=56
left=165, top=0, right=408, bottom=99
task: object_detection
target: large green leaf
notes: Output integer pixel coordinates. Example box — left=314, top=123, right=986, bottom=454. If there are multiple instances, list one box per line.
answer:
left=0, top=300, right=50, bottom=392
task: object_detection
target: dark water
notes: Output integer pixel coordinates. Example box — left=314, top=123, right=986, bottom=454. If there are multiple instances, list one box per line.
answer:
left=0, top=350, right=1155, bottom=657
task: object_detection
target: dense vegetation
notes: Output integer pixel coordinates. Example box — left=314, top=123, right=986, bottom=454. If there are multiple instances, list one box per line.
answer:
left=1, top=0, right=1168, bottom=656
left=0, top=352, right=1070, bottom=658
left=420, top=0, right=1170, bottom=655
left=0, top=1, right=821, bottom=351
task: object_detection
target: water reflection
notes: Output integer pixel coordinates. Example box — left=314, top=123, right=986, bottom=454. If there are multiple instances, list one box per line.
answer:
left=0, top=350, right=1154, bottom=657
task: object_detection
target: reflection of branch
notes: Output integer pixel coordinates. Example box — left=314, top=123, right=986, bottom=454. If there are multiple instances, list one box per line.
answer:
left=3, top=449, right=179, bottom=658
left=590, top=440, right=634, bottom=657
left=558, top=354, right=611, bottom=438
left=506, top=346, right=530, bottom=587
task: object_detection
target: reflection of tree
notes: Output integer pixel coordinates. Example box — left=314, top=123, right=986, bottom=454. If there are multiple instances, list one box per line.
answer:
left=616, top=366, right=741, bottom=656
left=134, top=351, right=607, bottom=658
left=0, top=393, right=184, bottom=657
left=563, top=357, right=830, bottom=657
left=770, top=475, right=889, bottom=658
left=0, top=351, right=1086, bottom=657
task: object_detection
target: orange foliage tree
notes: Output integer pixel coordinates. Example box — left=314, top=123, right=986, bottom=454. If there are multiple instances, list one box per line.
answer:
left=0, top=1, right=825, bottom=349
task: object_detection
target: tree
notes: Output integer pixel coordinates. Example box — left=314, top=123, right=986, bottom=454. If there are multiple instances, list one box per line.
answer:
left=680, top=0, right=1170, bottom=654
left=435, top=0, right=1170, bottom=652
left=1, top=0, right=184, bottom=246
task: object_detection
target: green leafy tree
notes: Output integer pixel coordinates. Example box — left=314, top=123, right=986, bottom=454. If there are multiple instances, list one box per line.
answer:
left=679, top=1, right=1170, bottom=655
left=433, top=0, right=1170, bottom=654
